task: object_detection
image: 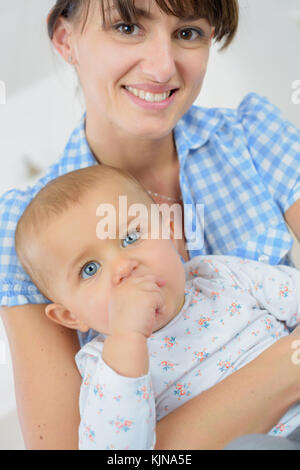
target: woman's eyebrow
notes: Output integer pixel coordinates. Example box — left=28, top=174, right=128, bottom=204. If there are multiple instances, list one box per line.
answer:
left=105, top=6, right=203, bottom=22
left=105, top=6, right=154, bottom=20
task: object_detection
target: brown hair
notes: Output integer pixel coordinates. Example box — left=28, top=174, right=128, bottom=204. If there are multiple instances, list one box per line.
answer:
left=48, top=0, right=239, bottom=50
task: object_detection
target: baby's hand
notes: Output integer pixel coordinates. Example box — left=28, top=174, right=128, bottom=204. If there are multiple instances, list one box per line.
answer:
left=108, top=274, right=166, bottom=339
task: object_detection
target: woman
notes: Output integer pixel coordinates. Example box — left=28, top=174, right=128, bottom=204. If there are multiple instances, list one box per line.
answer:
left=1, top=0, right=300, bottom=450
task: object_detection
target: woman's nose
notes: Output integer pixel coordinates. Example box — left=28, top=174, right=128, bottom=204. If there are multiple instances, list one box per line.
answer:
left=139, top=36, right=177, bottom=83
left=112, top=258, right=139, bottom=285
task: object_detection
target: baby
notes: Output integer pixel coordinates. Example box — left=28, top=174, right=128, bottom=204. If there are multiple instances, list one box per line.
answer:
left=15, top=165, right=300, bottom=450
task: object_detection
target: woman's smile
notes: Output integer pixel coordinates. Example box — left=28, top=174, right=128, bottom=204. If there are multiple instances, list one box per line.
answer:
left=122, top=85, right=179, bottom=111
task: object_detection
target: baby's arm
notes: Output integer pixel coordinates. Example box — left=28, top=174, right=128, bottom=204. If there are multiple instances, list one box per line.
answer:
left=76, top=340, right=156, bottom=450
left=77, top=274, right=166, bottom=450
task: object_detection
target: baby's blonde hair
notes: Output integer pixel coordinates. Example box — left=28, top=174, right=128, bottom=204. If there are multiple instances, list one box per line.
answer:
left=15, top=164, right=153, bottom=299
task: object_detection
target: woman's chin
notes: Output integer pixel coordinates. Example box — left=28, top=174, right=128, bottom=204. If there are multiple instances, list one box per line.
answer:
left=123, top=121, right=175, bottom=141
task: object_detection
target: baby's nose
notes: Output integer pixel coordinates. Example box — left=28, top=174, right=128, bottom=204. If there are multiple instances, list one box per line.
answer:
left=112, top=259, right=139, bottom=285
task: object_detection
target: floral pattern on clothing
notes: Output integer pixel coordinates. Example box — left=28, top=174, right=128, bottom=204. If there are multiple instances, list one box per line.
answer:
left=76, top=255, right=300, bottom=449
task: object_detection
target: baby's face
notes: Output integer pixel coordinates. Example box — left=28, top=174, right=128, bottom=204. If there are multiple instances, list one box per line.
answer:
left=40, top=180, right=186, bottom=335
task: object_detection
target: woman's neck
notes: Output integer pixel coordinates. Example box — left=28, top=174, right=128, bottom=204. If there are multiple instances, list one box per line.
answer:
left=85, top=114, right=178, bottom=181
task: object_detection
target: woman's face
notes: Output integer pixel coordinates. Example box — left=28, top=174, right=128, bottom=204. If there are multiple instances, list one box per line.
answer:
left=64, top=0, right=214, bottom=139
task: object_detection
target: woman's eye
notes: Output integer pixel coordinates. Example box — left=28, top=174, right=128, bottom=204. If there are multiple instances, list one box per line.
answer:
left=112, top=22, right=205, bottom=42
left=177, top=28, right=204, bottom=41
left=122, top=230, right=141, bottom=248
left=80, top=261, right=101, bottom=280
left=113, top=23, right=141, bottom=36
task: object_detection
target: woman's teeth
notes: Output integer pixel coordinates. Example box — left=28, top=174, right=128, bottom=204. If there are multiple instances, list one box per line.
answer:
left=125, top=86, right=171, bottom=102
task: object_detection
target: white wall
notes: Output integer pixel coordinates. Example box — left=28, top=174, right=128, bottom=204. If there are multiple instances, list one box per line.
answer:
left=0, top=0, right=299, bottom=449
left=198, top=0, right=300, bottom=128
left=0, top=0, right=56, bottom=96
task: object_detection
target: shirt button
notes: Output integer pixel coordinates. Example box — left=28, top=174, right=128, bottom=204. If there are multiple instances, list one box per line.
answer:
left=258, top=254, right=270, bottom=264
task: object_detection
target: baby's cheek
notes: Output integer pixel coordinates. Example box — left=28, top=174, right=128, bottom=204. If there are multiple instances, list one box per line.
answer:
left=157, top=256, right=183, bottom=300
left=77, top=290, right=107, bottom=327
left=167, top=253, right=186, bottom=290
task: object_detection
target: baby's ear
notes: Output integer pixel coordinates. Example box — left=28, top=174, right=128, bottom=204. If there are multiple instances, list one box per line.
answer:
left=45, top=303, right=89, bottom=333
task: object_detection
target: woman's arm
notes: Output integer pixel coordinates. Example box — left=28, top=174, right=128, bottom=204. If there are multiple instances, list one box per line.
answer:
left=0, top=304, right=82, bottom=450
left=2, top=305, right=299, bottom=450
left=285, top=199, right=300, bottom=241
left=155, top=334, right=300, bottom=450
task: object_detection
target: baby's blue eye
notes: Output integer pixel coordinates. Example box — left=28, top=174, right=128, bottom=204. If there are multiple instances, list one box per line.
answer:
left=80, top=261, right=101, bottom=280
left=122, top=230, right=141, bottom=248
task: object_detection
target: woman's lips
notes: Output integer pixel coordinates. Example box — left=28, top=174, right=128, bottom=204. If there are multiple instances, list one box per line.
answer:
left=124, top=83, right=179, bottom=93
left=122, top=86, right=178, bottom=110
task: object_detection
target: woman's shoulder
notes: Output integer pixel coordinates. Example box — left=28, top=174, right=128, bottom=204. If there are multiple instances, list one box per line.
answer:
left=0, top=114, right=98, bottom=308
left=235, top=93, right=299, bottom=136
left=0, top=113, right=96, bottom=217
left=179, top=92, right=299, bottom=160
left=176, top=93, right=287, bottom=152
left=184, top=92, right=290, bottom=129
left=0, top=162, right=58, bottom=220
left=236, top=92, right=280, bottom=116
left=0, top=163, right=61, bottom=307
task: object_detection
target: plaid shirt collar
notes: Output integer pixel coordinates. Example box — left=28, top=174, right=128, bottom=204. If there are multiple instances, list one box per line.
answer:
left=70, top=105, right=225, bottom=170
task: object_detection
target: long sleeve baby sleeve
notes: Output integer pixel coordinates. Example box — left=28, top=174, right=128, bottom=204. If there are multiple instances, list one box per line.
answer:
left=75, top=337, right=156, bottom=450
left=201, top=256, right=300, bottom=330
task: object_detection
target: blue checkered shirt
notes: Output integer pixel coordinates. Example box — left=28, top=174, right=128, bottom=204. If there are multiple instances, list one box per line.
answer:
left=1, top=93, right=300, bottom=336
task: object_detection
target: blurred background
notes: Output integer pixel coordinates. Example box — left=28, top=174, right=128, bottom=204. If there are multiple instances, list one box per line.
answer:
left=0, top=0, right=299, bottom=449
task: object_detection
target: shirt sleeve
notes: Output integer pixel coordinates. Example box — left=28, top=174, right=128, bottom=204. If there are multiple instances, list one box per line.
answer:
left=0, top=185, right=51, bottom=307
left=217, top=256, right=300, bottom=329
left=75, top=339, right=156, bottom=450
left=237, top=93, right=300, bottom=214
left=0, top=161, right=63, bottom=308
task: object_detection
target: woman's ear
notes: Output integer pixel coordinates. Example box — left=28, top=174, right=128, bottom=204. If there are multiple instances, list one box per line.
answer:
left=45, top=303, right=89, bottom=333
left=50, top=16, right=75, bottom=65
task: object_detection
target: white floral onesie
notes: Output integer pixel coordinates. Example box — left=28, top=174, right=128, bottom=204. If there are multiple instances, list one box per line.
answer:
left=75, top=255, right=300, bottom=449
